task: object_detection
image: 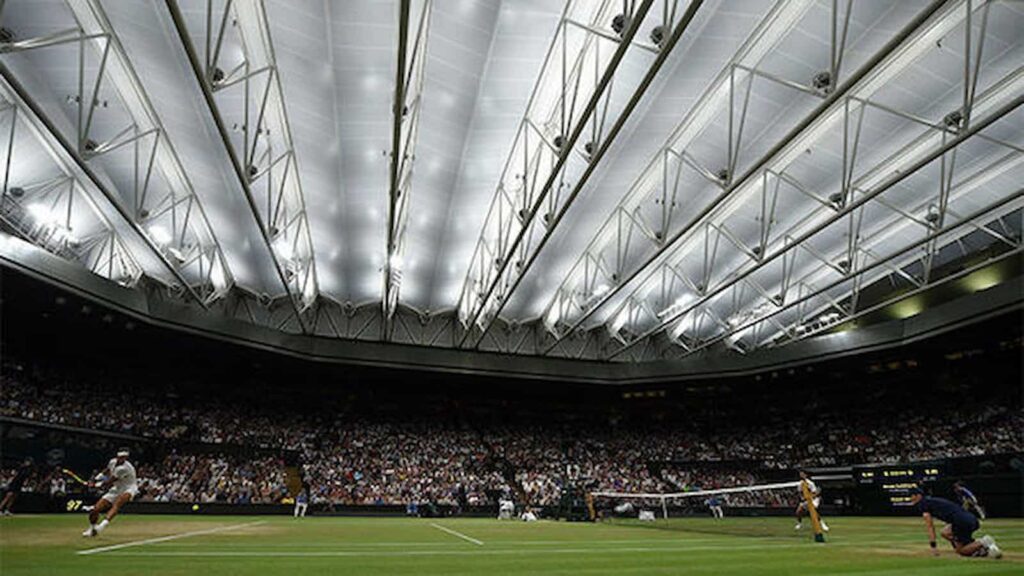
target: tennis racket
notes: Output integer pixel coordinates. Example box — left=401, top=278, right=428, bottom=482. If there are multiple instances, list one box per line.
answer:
left=61, top=468, right=91, bottom=487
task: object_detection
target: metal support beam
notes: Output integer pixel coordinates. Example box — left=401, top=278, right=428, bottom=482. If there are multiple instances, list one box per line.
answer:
left=601, top=9, right=1024, bottom=359
left=540, top=0, right=952, bottom=355
left=458, top=0, right=672, bottom=347
left=63, top=0, right=235, bottom=303
left=384, top=0, right=432, bottom=340
left=164, top=0, right=311, bottom=332
left=538, top=0, right=822, bottom=349
left=0, top=63, right=207, bottom=306
left=691, top=193, right=1022, bottom=358
left=0, top=8, right=230, bottom=298
left=607, top=93, right=1023, bottom=359
left=469, top=0, right=706, bottom=350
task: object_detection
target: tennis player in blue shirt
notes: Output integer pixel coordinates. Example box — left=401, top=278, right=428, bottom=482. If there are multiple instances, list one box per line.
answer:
left=909, top=487, right=1001, bottom=558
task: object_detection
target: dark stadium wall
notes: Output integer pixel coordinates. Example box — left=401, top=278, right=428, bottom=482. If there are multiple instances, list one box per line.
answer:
left=2, top=239, right=1021, bottom=384
left=2, top=264, right=1021, bottom=413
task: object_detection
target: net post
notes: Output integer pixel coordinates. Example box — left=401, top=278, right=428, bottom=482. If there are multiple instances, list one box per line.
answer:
left=800, top=479, right=826, bottom=543
left=661, top=496, right=668, bottom=520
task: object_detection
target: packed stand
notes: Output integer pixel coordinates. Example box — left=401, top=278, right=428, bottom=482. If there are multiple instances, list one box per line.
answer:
left=299, top=420, right=510, bottom=507
left=1, top=453, right=290, bottom=506
left=136, top=453, right=289, bottom=504
left=2, top=357, right=1022, bottom=509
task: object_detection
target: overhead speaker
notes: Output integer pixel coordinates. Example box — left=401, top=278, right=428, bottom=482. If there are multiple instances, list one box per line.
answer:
left=611, top=14, right=630, bottom=37
left=811, top=70, right=832, bottom=93
left=649, top=25, right=665, bottom=46
left=943, top=110, right=964, bottom=132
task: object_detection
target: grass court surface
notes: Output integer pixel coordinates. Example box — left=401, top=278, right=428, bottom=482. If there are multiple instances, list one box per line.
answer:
left=1, top=515, right=1021, bottom=575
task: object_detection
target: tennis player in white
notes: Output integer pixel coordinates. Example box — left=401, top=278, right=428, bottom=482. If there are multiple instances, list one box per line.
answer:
left=82, top=448, right=138, bottom=537
left=794, top=470, right=829, bottom=532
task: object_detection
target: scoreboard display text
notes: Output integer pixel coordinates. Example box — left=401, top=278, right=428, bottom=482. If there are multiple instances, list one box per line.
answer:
left=856, top=465, right=941, bottom=507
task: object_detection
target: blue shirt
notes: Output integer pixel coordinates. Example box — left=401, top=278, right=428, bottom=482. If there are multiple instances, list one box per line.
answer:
left=918, top=496, right=972, bottom=525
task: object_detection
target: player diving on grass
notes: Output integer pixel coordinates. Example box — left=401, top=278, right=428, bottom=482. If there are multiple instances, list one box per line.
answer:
left=909, top=487, right=1001, bottom=558
left=953, top=481, right=986, bottom=519
left=82, top=448, right=138, bottom=537
left=794, top=470, right=829, bottom=532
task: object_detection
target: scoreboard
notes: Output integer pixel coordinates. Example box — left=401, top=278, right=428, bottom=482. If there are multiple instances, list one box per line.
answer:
left=856, top=465, right=942, bottom=508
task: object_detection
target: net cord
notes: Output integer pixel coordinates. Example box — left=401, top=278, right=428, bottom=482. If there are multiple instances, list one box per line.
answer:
left=590, top=474, right=851, bottom=500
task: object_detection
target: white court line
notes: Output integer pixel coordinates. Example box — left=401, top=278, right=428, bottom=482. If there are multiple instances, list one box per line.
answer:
left=428, top=522, right=484, bottom=546
left=90, top=540, right=881, bottom=558
left=141, top=537, right=733, bottom=548
left=77, top=520, right=267, bottom=556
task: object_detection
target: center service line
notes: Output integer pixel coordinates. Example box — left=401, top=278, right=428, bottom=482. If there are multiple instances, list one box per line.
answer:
left=429, top=522, right=484, bottom=546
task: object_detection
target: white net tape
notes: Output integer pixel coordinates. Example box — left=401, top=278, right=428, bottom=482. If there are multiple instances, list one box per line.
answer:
left=591, top=474, right=851, bottom=519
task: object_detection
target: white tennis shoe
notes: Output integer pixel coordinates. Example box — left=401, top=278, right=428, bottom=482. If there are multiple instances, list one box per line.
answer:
left=980, top=535, right=1002, bottom=559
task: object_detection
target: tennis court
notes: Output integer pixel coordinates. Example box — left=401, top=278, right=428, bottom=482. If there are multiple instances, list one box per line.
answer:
left=2, top=515, right=1021, bottom=575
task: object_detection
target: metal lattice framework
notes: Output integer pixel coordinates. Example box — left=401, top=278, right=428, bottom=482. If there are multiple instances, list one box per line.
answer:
left=455, top=0, right=707, bottom=347
left=384, top=0, right=433, bottom=339
left=0, top=0, right=1019, bottom=373
left=0, top=0, right=233, bottom=303
left=165, top=0, right=319, bottom=332
left=535, top=0, right=1023, bottom=360
left=0, top=85, right=144, bottom=287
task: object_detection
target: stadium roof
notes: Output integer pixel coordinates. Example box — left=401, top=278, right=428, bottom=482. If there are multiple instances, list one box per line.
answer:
left=0, top=0, right=1021, bottom=378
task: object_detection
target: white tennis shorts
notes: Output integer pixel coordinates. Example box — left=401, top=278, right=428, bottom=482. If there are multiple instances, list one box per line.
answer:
left=800, top=497, right=821, bottom=509
left=101, top=485, right=138, bottom=503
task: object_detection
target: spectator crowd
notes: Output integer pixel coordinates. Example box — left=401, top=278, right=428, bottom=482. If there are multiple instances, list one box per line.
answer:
left=2, top=358, right=1021, bottom=509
